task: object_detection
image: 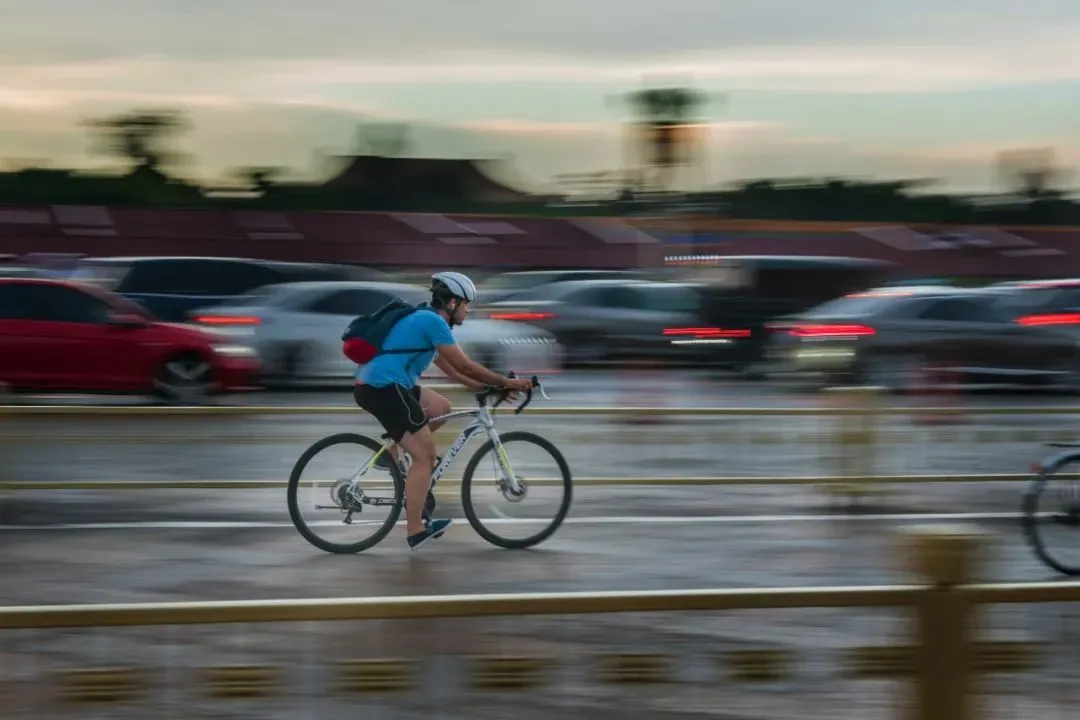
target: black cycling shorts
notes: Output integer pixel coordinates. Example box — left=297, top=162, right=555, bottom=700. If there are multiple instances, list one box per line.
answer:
left=353, top=383, right=428, bottom=443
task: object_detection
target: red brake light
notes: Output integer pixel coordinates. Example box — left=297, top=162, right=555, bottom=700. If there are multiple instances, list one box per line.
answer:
left=1016, top=313, right=1080, bottom=326
left=662, top=327, right=751, bottom=338
left=194, top=315, right=261, bottom=326
left=788, top=324, right=875, bottom=337
left=489, top=312, right=554, bottom=321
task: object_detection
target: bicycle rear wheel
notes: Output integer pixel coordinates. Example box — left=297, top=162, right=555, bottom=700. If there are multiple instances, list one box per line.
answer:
left=287, top=433, right=404, bottom=554
left=1023, top=454, right=1080, bottom=576
left=460, top=430, right=573, bottom=549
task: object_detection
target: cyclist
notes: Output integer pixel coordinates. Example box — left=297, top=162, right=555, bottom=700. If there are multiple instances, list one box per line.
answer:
left=353, top=271, right=533, bottom=550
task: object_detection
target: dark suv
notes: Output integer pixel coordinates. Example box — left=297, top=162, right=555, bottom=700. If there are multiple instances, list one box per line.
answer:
left=69, top=257, right=382, bottom=322
left=984, top=279, right=1080, bottom=339
left=666, top=255, right=901, bottom=374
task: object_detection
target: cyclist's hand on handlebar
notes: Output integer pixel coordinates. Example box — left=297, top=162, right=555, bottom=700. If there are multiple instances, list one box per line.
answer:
left=504, top=377, right=532, bottom=393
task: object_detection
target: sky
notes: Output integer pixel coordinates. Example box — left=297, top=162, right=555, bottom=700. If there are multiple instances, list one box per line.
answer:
left=0, top=0, right=1078, bottom=194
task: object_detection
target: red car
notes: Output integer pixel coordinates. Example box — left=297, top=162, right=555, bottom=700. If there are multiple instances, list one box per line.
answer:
left=0, top=278, right=260, bottom=402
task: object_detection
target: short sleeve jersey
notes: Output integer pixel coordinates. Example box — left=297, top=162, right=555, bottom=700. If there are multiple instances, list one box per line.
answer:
left=355, top=308, right=456, bottom=389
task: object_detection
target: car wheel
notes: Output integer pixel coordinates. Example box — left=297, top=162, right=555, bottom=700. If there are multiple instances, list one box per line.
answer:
left=153, top=352, right=214, bottom=405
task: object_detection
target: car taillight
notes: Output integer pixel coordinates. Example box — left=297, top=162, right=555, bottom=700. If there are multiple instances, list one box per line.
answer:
left=787, top=324, right=875, bottom=338
left=1016, top=313, right=1080, bottom=327
left=662, top=327, right=751, bottom=339
left=193, top=315, right=261, bottom=326
left=489, top=312, right=554, bottom=321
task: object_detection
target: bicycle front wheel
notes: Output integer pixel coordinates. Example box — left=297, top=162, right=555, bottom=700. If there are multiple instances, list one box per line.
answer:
left=1023, top=454, right=1080, bottom=576
left=460, top=430, right=573, bottom=549
left=287, top=433, right=404, bottom=554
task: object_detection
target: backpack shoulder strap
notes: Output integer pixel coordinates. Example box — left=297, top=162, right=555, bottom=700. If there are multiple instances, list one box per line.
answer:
left=376, top=305, right=435, bottom=355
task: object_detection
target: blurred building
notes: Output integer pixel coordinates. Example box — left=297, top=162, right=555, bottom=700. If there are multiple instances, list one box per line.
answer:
left=320, top=155, right=536, bottom=205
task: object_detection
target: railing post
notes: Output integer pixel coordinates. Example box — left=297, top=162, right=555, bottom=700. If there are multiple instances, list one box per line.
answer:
left=825, top=385, right=882, bottom=501
left=898, top=524, right=985, bottom=720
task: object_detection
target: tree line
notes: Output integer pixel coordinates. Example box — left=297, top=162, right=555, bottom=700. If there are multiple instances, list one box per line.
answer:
left=0, top=107, right=1076, bottom=225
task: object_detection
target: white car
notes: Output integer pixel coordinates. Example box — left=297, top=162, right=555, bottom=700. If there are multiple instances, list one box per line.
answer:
left=187, top=281, right=563, bottom=385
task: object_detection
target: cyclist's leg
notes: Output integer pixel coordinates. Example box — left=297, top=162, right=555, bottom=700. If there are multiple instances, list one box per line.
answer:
left=417, top=385, right=452, bottom=433
left=357, top=383, right=449, bottom=546
left=353, top=383, right=411, bottom=466
left=397, top=424, right=440, bottom=537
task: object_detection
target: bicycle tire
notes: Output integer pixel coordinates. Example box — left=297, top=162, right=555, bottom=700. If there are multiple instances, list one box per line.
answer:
left=460, top=430, right=573, bottom=550
left=287, top=432, right=404, bottom=554
left=1023, top=452, right=1080, bottom=576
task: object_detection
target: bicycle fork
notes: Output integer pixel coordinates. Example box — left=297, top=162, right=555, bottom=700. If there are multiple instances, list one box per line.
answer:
left=490, top=433, right=525, bottom=500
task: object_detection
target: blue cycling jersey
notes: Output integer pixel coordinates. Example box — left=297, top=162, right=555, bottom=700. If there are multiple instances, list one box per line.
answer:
left=355, top=308, right=455, bottom=389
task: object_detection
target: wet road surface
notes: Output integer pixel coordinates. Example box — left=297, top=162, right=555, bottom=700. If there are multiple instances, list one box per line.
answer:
left=4, top=371, right=1078, bottom=718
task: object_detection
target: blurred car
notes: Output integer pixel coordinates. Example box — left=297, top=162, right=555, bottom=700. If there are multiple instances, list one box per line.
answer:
left=186, top=281, right=562, bottom=385
left=0, top=265, right=49, bottom=278
left=477, top=269, right=652, bottom=304
left=0, top=278, right=260, bottom=402
left=763, top=285, right=1080, bottom=391
left=982, top=279, right=1080, bottom=340
left=480, top=278, right=716, bottom=366
left=70, top=256, right=388, bottom=323
left=665, top=255, right=902, bottom=376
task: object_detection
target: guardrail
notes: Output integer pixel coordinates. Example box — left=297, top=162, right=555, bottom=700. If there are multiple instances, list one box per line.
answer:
left=2, top=525, right=1076, bottom=718
left=4, top=387, right=1079, bottom=499
left=3, top=472, right=1076, bottom=493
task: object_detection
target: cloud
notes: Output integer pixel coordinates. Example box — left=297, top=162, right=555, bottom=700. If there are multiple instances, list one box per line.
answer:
left=3, top=0, right=1075, bottom=66
left=0, top=0, right=1074, bottom=192
left=4, top=37, right=1077, bottom=105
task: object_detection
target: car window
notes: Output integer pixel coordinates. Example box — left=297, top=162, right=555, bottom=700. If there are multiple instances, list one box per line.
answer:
left=919, top=298, right=1001, bottom=323
left=641, top=285, right=701, bottom=312
left=39, top=285, right=113, bottom=323
left=995, top=287, right=1080, bottom=317
left=306, top=289, right=405, bottom=315
left=70, top=262, right=131, bottom=291
left=0, top=283, right=37, bottom=319
left=0, top=284, right=114, bottom=323
left=118, top=260, right=279, bottom=296
left=803, top=294, right=905, bottom=317
left=587, top=286, right=642, bottom=309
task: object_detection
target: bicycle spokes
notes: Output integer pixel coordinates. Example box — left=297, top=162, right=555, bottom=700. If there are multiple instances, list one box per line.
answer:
left=293, top=440, right=400, bottom=539
left=464, top=433, right=569, bottom=546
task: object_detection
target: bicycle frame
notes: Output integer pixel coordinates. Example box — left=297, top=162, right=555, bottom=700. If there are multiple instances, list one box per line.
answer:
left=358, top=402, right=520, bottom=493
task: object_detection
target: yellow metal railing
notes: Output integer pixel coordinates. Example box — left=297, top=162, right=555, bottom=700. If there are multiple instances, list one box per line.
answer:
left=3, top=525, right=1080, bottom=718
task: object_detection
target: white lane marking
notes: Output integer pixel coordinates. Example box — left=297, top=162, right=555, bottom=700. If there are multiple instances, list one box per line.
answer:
left=0, top=511, right=1036, bottom=532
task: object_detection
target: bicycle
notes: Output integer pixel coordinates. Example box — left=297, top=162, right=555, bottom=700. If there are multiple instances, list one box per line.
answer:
left=1023, top=442, right=1080, bottom=575
left=286, top=374, right=573, bottom=553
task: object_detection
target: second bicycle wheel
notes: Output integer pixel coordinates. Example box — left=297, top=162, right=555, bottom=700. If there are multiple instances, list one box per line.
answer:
left=287, top=433, right=404, bottom=554
left=460, top=430, right=573, bottom=549
left=1023, top=455, right=1080, bottom=576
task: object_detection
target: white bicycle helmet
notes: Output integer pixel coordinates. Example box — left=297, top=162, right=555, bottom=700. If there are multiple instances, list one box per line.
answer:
left=431, top=271, right=477, bottom=303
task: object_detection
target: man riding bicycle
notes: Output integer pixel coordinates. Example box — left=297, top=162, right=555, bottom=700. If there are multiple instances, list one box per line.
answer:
left=353, top=271, right=533, bottom=550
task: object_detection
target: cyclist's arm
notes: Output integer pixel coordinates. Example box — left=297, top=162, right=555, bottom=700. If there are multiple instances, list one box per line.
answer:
left=434, top=354, right=487, bottom=390
left=435, top=343, right=514, bottom=388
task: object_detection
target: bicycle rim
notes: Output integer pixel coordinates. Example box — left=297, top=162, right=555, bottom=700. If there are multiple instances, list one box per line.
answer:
left=287, top=433, right=404, bottom=554
left=460, top=430, right=573, bottom=549
left=1023, top=459, right=1080, bottom=576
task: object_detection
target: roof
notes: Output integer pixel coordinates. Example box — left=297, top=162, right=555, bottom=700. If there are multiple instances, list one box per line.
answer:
left=320, top=155, right=535, bottom=203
